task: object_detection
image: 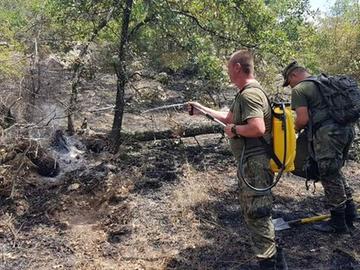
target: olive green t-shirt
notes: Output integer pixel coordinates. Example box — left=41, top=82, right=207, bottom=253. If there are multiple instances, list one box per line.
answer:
left=291, top=80, right=328, bottom=126
left=229, top=81, right=272, bottom=162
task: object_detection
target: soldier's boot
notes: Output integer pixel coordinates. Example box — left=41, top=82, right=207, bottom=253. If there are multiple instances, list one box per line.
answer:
left=275, top=246, right=288, bottom=270
left=313, top=208, right=349, bottom=233
left=258, top=257, right=276, bottom=270
left=345, top=200, right=359, bottom=228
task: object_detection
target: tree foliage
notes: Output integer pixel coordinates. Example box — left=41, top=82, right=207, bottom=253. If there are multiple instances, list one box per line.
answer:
left=0, top=0, right=36, bottom=79
left=314, top=0, right=360, bottom=79
left=0, top=0, right=358, bottom=147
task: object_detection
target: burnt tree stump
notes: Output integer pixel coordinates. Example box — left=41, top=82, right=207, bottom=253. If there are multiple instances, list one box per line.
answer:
left=50, top=130, right=70, bottom=153
left=16, top=140, right=60, bottom=177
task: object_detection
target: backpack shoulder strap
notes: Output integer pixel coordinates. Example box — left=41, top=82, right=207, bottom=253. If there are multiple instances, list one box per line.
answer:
left=241, top=85, right=284, bottom=169
left=241, top=84, right=272, bottom=109
left=300, top=75, right=322, bottom=87
left=301, top=74, right=332, bottom=88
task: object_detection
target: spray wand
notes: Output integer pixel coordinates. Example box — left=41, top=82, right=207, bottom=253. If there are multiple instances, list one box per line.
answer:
left=142, top=102, right=226, bottom=127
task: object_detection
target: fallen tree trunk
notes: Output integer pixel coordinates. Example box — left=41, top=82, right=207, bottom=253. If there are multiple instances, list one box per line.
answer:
left=81, top=125, right=224, bottom=152
left=122, top=125, right=224, bottom=142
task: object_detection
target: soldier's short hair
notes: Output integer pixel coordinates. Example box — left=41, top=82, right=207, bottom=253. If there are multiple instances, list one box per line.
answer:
left=229, top=50, right=254, bottom=75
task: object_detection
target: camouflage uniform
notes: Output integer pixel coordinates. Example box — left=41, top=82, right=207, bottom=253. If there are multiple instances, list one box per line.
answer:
left=230, top=82, right=276, bottom=259
left=238, top=154, right=276, bottom=259
left=292, top=81, right=355, bottom=209
left=313, top=123, right=354, bottom=207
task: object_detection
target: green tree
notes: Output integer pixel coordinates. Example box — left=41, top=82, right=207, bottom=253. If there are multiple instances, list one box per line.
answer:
left=6, top=0, right=317, bottom=150
left=0, top=0, right=39, bottom=79
left=315, top=0, right=360, bottom=79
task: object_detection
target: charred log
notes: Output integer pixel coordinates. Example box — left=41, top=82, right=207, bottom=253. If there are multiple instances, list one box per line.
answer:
left=81, top=124, right=223, bottom=152
left=124, top=125, right=224, bottom=142
left=83, top=138, right=107, bottom=153
left=50, top=130, right=70, bottom=153
left=0, top=103, right=16, bottom=129
left=16, top=140, right=60, bottom=177
left=0, top=151, right=17, bottom=164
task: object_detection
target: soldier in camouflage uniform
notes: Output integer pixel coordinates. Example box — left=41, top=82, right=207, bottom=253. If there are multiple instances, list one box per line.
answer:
left=283, top=61, right=358, bottom=233
left=189, top=50, right=287, bottom=270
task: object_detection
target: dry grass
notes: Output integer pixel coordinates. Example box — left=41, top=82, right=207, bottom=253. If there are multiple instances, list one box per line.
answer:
left=173, top=162, right=215, bottom=210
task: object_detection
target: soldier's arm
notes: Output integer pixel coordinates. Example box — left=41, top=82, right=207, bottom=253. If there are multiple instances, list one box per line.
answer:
left=231, top=90, right=265, bottom=137
left=295, top=106, right=309, bottom=131
left=230, top=117, right=265, bottom=137
left=291, top=84, right=309, bottom=131
left=188, top=101, right=231, bottom=124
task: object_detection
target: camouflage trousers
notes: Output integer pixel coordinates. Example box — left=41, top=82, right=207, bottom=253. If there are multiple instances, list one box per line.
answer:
left=313, top=124, right=355, bottom=209
left=237, top=154, right=276, bottom=259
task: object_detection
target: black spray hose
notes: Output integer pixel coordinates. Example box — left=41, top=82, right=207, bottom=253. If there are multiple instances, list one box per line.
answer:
left=238, top=103, right=287, bottom=192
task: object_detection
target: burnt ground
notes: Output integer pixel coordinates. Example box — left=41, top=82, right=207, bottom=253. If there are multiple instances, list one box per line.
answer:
left=0, top=63, right=360, bottom=270
left=0, top=132, right=359, bottom=270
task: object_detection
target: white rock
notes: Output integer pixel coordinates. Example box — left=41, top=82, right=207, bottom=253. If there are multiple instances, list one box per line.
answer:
left=67, top=183, right=80, bottom=191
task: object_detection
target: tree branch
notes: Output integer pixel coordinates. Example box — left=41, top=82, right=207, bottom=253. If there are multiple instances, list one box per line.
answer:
left=128, top=14, right=156, bottom=40
left=171, top=9, right=257, bottom=48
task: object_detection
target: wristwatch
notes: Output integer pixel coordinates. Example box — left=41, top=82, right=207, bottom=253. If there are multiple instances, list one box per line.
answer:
left=231, top=125, right=237, bottom=136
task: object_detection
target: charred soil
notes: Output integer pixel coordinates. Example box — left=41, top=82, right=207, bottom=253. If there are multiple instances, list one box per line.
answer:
left=0, top=66, right=360, bottom=270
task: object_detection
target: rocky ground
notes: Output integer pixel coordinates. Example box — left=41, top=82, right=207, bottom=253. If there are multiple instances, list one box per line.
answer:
left=0, top=61, right=359, bottom=270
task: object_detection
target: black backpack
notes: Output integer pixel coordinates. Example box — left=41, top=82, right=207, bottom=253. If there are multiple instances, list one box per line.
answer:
left=304, top=74, right=360, bottom=125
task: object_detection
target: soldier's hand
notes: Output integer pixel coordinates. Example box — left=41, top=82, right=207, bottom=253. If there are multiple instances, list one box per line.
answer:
left=225, top=124, right=237, bottom=138
left=187, top=102, right=203, bottom=116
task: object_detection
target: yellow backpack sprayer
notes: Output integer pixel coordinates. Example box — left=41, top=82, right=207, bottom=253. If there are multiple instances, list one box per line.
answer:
left=237, top=97, right=296, bottom=192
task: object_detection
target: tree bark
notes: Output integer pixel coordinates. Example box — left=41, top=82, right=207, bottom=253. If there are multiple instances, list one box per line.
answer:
left=110, top=0, right=134, bottom=153
left=25, top=37, right=41, bottom=123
